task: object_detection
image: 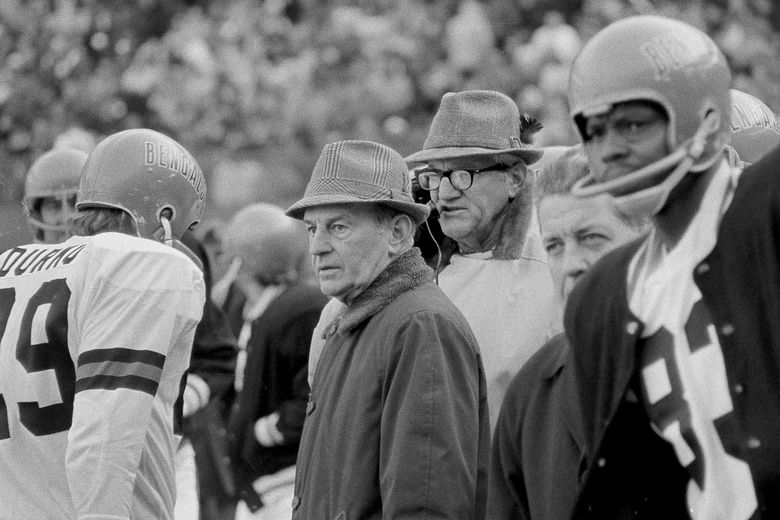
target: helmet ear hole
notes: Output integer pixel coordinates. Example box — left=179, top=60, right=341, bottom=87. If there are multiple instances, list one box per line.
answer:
left=157, top=206, right=176, bottom=245
left=158, top=206, right=175, bottom=224
left=702, top=108, right=721, bottom=135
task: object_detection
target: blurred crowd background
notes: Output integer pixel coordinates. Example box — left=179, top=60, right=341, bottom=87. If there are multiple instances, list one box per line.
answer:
left=1, top=0, right=779, bottom=250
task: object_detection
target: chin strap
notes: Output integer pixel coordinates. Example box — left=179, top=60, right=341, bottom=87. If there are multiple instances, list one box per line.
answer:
left=571, top=111, right=720, bottom=217
left=160, top=214, right=174, bottom=247
left=154, top=212, right=203, bottom=270
left=571, top=146, right=688, bottom=199
left=610, top=153, right=694, bottom=217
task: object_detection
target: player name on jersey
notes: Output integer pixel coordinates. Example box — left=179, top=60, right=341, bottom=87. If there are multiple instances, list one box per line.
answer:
left=0, top=243, right=85, bottom=278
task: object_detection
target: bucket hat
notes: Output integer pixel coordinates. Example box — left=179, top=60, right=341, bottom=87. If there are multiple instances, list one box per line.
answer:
left=286, top=140, right=430, bottom=225
left=405, top=90, right=543, bottom=165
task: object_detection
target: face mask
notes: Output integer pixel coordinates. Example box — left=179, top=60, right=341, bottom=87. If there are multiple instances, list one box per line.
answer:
left=572, top=111, right=721, bottom=217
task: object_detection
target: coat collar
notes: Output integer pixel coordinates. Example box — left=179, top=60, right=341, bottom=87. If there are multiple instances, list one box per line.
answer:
left=540, top=332, right=568, bottom=380
left=329, top=248, right=432, bottom=337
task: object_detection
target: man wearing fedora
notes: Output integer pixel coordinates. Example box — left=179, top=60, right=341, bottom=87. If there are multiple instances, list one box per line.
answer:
left=286, top=140, right=489, bottom=519
left=406, top=90, right=561, bottom=430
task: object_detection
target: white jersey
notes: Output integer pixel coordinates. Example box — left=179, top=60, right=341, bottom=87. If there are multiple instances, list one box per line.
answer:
left=628, top=162, right=757, bottom=520
left=0, top=232, right=205, bottom=520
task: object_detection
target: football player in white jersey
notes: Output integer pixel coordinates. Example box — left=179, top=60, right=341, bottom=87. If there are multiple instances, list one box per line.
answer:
left=0, top=128, right=206, bottom=519
left=564, top=15, right=780, bottom=520
left=22, top=147, right=88, bottom=244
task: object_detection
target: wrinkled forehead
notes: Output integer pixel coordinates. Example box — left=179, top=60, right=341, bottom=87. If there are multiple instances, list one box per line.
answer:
left=302, top=202, right=375, bottom=223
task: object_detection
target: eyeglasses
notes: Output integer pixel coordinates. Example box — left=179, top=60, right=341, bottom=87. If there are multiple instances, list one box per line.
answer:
left=416, top=163, right=506, bottom=191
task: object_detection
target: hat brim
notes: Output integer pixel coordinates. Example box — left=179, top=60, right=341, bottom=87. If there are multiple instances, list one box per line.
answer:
left=285, top=193, right=431, bottom=225
left=405, top=146, right=543, bottom=165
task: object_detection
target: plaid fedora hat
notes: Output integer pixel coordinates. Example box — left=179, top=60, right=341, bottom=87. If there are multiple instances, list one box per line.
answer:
left=405, top=90, right=543, bottom=165
left=286, top=140, right=431, bottom=225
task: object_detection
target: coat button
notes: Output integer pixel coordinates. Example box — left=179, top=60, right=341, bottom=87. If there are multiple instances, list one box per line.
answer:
left=291, top=496, right=301, bottom=511
left=306, top=400, right=316, bottom=415
left=720, top=323, right=735, bottom=336
left=695, top=262, right=710, bottom=275
left=625, top=321, right=639, bottom=335
left=747, top=437, right=761, bottom=449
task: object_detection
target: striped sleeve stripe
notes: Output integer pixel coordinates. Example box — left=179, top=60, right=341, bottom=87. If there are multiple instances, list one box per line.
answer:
left=77, top=360, right=163, bottom=382
left=77, top=348, right=165, bottom=368
left=76, top=348, right=166, bottom=396
left=76, top=375, right=159, bottom=396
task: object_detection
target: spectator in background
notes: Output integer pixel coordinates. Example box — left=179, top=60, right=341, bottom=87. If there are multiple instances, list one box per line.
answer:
left=511, top=11, right=583, bottom=146
left=198, top=219, right=237, bottom=304
left=22, top=147, right=88, bottom=244
left=489, top=146, right=648, bottom=520
left=727, top=88, right=780, bottom=167
left=445, top=0, right=494, bottom=79
left=221, top=203, right=327, bottom=520
left=286, top=140, right=489, bottom=519
left=406, top=90, right=560, bottom=430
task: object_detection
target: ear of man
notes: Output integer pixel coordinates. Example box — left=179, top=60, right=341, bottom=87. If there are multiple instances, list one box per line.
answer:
left=506, top=162, right=530, bottom=200
left=388, top=213, right=416, bottom=254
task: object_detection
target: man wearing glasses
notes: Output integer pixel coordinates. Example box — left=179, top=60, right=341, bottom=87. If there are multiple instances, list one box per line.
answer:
left=406, top=90, right=561, bottom=430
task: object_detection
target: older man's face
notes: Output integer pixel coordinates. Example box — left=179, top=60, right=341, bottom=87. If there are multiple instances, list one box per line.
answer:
left=428, top=158, right=521, bottom=251
left=539, top=193, right=641, bottom=302
left=303, top=203, right=394, bottom=303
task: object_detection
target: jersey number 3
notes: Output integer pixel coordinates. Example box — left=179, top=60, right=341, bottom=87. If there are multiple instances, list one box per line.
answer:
left=0, top=279, right=74, bottom=439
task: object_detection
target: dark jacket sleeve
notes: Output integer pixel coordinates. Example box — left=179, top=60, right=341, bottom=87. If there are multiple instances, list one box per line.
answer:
left=181, top=232, right=237, bottom=399
left=238, top=310, right=320, bottom=453
left=489, top=375, right=530, bottom=520
left=489, top=334, right=584, bottom=520
left=179, top=232, right=239, bottom=504
left=229, top=284, right=328, bottom=497
left=379, top=310, right=488, bottom=520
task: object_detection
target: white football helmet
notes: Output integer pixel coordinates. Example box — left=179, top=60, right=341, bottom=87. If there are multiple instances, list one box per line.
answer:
left=728, top=89, right=780, bottom=166
left=23, top=148, right=88, bottom=243
left=76, top=129, right=206, bottom=242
